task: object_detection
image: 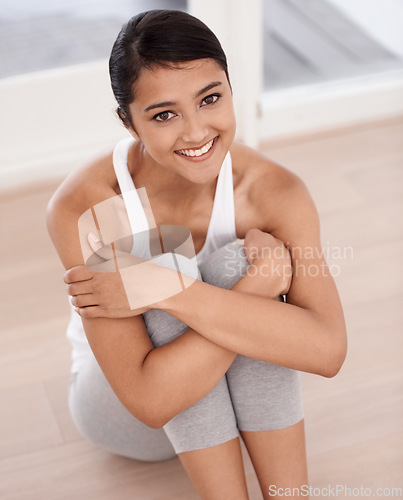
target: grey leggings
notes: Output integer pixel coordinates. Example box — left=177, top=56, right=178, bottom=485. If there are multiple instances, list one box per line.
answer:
left=68, top=241, right=304, bottom=459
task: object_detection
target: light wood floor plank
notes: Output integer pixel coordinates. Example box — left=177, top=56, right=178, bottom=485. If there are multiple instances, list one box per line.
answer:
left=0, top=382, right=63, bottom=460
left=308, top=432, right=403, bottom=492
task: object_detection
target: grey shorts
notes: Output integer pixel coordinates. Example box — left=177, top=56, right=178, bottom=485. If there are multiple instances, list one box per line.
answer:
left=68, top=241, right=304, bottom=458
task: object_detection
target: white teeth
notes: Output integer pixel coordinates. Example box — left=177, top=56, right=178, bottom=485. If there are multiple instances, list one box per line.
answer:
left=178, top=138, right=215, bottom=157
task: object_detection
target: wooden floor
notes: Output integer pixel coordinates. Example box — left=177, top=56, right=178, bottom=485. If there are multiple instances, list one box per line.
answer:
left=1, top=117, right=402, bottom=499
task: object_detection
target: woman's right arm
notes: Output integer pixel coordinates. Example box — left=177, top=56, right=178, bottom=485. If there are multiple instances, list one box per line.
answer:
left=47, top=195, right=265, bottom=428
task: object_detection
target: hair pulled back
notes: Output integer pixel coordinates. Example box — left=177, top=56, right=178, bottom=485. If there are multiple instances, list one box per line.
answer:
left=109, top=9, right=230, bottom=128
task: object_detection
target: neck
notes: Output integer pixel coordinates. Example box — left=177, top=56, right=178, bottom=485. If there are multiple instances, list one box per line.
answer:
left=132, top=142, right=219, bottom=207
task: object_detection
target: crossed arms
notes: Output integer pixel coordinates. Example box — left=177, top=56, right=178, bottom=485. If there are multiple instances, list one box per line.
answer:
left=47, top=171, right=347, bottom=427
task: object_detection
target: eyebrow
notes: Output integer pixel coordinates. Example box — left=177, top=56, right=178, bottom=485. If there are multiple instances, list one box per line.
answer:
left=144, top=81, right=223, bottom=112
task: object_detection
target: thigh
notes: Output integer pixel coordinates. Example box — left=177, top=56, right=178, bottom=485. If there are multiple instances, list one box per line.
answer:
left=143, top=258, right=240, bottom=454
left=69, top=352, right=176, bottom=462
left=200, top=241, right=304, bottom=430
left=142, top=256, right=202, bottom=348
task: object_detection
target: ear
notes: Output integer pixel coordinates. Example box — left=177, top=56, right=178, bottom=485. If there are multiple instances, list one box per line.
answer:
left=116, top=107, right=140, bottom=140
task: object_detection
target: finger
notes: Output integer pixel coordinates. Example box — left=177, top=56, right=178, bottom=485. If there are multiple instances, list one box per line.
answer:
left=71, top=294, right=98, bottom=308
left=74, top=305, right=103, bottom=319
left=64, top=266, right=95, bottom=284
left=67, top=282, right=94, bottom=296
left=243, top=239, right=258, bottom=263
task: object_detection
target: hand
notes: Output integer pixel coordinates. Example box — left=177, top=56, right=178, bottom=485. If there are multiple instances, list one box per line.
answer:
left=65, top=232, right=154, bottom=319
left=243, top=228, right=292, bottom=299
left=64, top=265, right=150, bottom=319
left=65, top=232, right=197, bottom=319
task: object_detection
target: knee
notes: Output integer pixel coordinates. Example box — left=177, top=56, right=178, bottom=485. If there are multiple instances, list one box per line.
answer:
left=142, top=308, right=189, bottom=347
left=162, top=378, right=239, bottom=453
left=226, top=360, right=304, bottom=431
left=200, top=240, right=250, bottom=289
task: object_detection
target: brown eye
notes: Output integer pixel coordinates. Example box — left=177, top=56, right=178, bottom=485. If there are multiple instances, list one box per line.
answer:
left=154, top=111, right=175, bottom=122
left=202, top=94, right=220, bottom=106
left=157, top=112, right=169, bottom=121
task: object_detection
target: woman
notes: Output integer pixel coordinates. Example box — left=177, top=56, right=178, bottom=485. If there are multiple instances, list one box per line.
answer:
left=47, top=9, right=347, bottom=500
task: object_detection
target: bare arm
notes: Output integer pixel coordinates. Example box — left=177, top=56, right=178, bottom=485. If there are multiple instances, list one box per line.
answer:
left=46, top=196, right=281, bottom=428
left=155, top=177, right=347, bottom=378
left=61, top=175, right=346, bottom=380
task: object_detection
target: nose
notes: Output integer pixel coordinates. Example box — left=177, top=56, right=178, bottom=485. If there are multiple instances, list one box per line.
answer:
left=181, top=112, right=209, bottom=146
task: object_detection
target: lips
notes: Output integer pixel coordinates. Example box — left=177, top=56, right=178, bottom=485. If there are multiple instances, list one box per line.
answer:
left=175, top=136, right=217, bottom=158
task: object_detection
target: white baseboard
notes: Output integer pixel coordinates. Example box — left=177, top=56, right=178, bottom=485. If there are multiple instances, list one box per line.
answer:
left=259, top=69, right=403, bottom=141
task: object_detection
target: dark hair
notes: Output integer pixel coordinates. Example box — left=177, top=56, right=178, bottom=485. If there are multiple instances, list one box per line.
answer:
left=109, top=9, right=231, bottom=128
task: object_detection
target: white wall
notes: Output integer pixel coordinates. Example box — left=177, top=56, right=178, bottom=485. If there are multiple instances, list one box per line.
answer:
left=0, top=62, right=130, bottom=190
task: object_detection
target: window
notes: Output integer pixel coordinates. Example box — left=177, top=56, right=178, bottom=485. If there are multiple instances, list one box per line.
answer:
left=263, top=0, right=403, bottom=90
left=0, top=0, right=186, bottom=79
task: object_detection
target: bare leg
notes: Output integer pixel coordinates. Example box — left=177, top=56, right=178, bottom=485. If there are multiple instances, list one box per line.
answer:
left=178, top=437, right=249, bottom=500
left=240, top=420, right=309, bottom=499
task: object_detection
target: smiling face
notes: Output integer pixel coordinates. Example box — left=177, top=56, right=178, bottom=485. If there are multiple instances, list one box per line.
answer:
left=127, top=58, right=236, bottom=185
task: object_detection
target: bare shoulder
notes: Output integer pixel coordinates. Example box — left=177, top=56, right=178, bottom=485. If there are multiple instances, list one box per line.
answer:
left=230, top=140, right=303, bottom=196
left=47, top=150, right=117, bottom=215
left=46, top=150, right=117, bottom=269
left=230, top=141, right=319, bottom=243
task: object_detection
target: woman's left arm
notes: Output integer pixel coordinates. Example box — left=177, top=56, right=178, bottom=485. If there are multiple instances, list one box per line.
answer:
left=158, top=173, right=347, bottom=378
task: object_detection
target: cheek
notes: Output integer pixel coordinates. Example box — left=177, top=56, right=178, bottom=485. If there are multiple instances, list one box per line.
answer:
left=142, top=126, right=176, bottom=152
left=217, top=106, right=237, bottom=137
left=217, top=101, right=236, bottom=125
